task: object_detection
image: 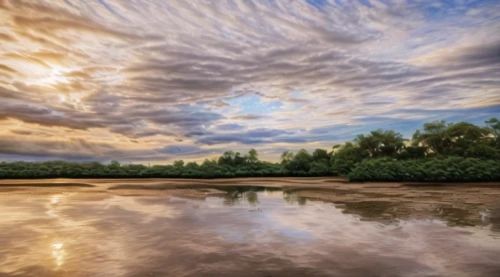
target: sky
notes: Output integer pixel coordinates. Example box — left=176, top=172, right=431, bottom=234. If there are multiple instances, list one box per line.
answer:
left=0, top=0, right=499, bottom=163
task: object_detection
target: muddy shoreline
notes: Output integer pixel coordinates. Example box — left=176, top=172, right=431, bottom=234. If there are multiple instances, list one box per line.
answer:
left=1, top=177, right=499, bottom=188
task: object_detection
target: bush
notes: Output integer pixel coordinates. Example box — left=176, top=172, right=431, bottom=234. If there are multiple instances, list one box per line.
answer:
left=348, top=157, right=500, bottom=182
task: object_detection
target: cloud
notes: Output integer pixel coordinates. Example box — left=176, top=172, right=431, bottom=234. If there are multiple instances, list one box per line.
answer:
left=231, top=114, right=264, bottom=120
left=129, top=109, right=224, bottom=131
left=10, top=130, right=32, bottom=136
left=216, top=124, right=245, bottom=131
left=0, top=64, right=19, bottom=74
left=197, top=128, right=301, bottom=145
left=0, top=0, right=499, bottom=162
left=0, top=32, right=16, bottom=42
left=0, top=136, right=115, bottom=160
left=198, top=135, right=265, bottom=145
left=158, top=145, right=205, bottom=155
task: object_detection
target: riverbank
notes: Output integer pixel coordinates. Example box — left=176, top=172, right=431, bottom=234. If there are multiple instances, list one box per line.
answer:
left=2, top=177, right=500, bottom=189
left=0, top=177, right=347, bottom=188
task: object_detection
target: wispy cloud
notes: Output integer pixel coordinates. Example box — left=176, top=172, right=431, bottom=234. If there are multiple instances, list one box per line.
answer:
left=0, top=0, right=499, bottom=162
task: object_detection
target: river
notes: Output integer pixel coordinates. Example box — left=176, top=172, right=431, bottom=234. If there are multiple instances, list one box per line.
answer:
left=0, top=179, right=499, bottom=277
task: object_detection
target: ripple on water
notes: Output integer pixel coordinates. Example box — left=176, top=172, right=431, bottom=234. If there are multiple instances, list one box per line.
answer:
left=0, top=184, right=499, bottom=277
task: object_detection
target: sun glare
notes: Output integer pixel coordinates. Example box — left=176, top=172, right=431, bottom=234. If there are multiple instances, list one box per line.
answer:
left=50, top=195, right=62, bottom=204
left=58, top=94, right=67, bottom=102
left=25, top=65, right=70, bottom=87
left=51, top=242, right=65, bottom=268
left=42, top=67, right=69, bottom=86
left=52, top=242, right=63, bottom=250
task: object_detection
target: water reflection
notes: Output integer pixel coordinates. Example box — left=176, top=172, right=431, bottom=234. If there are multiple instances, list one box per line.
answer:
left=217, top=186, right=280, bottom=206
left=282, top=187, right=500, bottom=230
left=0, top=184, right=499, bottom=277
left=50, top=195, right=61, bottom=205
left=204, top=186, right=500, bottom=231
left=283, top=192, right=307, bottom=205
left=51, top=242, right=65, bottom=268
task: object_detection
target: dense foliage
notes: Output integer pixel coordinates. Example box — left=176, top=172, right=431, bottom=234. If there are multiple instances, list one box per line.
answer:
left=0, top=156, right=285, bottom=179
left=349, top=157, right=500, bottom=182
left=0, top=118, right=499, bottom=181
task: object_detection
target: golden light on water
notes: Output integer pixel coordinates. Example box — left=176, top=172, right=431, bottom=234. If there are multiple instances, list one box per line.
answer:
left=50, top=195, right=62, bottom=205
left=51, top=242, right=65, bottom=268
left=48, top=195, right=67, bottom=269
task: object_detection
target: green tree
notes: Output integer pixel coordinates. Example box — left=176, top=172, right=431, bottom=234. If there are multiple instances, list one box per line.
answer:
left=280, top=151, right=295, bottom=164
left=173, top=160, right=185, bottom=168
left=445, top=122, right=490, bottom=157
left=485, top=118, right=500, bottom=148
left=218, top=151, right=235, bottom=166
left=185, top=162, right=199, bottom=170
left=247, top=149, right=259, bottom=163
left=108, top=160, right=120, bottom=170
left=293, top=149, right=313, bottom=172
left=312, top=149, right=329, bottom=162
left=355, top=129, right=405, bottom=158
left=234, top=152, right=246, bottom=165
left=1, top=117, right=499, bottom=181
left=309, top=161, right=330, bottom=176
left=412, top=120, right=448, bottom=155
left=399, top=146, right=427, bottom=159
left=331, top=142, right=367, bottom=175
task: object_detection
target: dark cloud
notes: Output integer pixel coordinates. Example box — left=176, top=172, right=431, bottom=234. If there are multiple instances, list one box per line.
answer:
left=107, top=125, right=176, bottom=139
left=158, top=145, right=203, bottom=155
left=274, top=137, right=308, bottom=144
left=246, top=128, right=291, bottom=138
left=184, top=131, right=213, bottom=138
left=0, top=85, right=27, bottom=100
left=0, top=102, right=107, bottom=130
left=216, top=124, right=245, bottom=131
left=231, top=114, right=264, bottom=120
left=198, top=135, right=265, bottom=145
left=143, top=110, right=223, bottom=128
left=0, top=137, right=114, bottom=160
left=197, top=128, right=298, bottom=145
left=9, top=130, right=32, bottom=135
left=454, top=41, right=500, bottom=66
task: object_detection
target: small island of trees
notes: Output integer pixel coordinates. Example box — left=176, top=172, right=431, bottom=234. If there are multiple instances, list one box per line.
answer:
left=1, top=118, right=499, bottom=182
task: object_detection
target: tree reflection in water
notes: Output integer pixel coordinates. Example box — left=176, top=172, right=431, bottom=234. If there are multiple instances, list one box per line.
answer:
left=220, top=186, right=279, bottom=206
left=207, top=185, right=500, bottom=229
left=1, top=183, right=500, bottom=277
left=283, top=191, right=307, bottom=206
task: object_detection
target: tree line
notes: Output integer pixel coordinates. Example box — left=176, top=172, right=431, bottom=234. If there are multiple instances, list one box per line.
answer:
left=0, top=118, right=499, bottom=182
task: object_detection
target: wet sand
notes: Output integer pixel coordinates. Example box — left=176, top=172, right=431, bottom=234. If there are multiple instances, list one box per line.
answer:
left=2, top=177, right=499, bottom=189
left=0, top=177, right=348, bottom=188
left=0, top=178, right=499, bottom=276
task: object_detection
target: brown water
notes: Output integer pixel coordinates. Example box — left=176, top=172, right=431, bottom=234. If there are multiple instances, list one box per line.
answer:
left=0, top=182, right=499, bottom=277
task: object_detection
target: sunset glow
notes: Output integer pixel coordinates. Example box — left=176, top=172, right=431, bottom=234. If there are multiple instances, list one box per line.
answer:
left=0, top=0, right=499, bottom=163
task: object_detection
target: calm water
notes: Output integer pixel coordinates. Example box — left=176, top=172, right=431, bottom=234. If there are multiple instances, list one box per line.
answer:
left=0, top=184, right=499, bottom=277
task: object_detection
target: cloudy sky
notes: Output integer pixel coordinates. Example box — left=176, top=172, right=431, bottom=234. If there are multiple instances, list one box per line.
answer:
left=0, top=0, right=499, bottom=163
